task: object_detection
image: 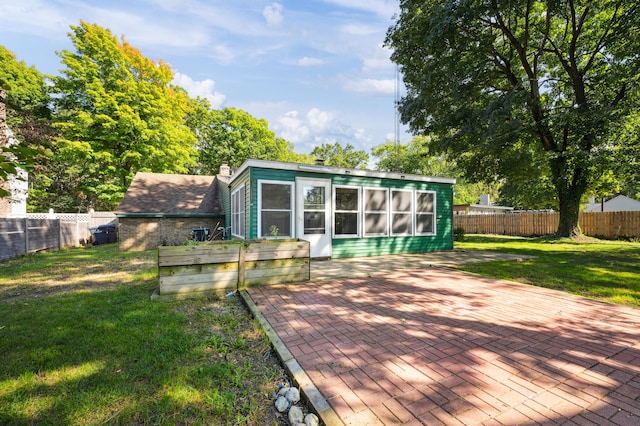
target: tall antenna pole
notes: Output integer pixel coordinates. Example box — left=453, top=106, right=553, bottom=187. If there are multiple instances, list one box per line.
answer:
left=394, top=64, right=400, bottom=172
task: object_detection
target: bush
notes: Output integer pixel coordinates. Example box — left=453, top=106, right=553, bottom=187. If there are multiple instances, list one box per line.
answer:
left=454, top=227, right=466, bottom=242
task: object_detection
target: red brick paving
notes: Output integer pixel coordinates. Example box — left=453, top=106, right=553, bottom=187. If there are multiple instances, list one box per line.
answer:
left=247, top=268, right=640, bottom=425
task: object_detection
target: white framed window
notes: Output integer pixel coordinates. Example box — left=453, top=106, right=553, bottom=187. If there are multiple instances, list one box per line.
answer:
left=258, top=180, right=294, bottom=238
left=391, top=189, right=413, bottom=236
left=231, top=185, right=245, bottom=238
left=333, top=186, right=360, bottom=238
left=415, top=190, right=436, bottom=235
left=364, top=187, right=388, bottom=237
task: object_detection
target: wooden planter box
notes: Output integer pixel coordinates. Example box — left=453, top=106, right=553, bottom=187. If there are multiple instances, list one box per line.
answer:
left=158, top=239, right=310, bottom=296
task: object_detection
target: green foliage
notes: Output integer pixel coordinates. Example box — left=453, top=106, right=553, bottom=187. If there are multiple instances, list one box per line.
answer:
left=456, top=235, right=640, bottom=307
left=310, top=141, right=369, bottom=169
left=49, top=21, right=197, bottom=210
left=0, top=46, right=48, bottom=119
left=387, top=1, right=640, bottom=236
left=0, top=245, right=286, bottom=424
left=187, top=98, right=303, bottom=174
left=0, top=47, right=53, bottom=199
left=371, top=136, right=502, bottom=205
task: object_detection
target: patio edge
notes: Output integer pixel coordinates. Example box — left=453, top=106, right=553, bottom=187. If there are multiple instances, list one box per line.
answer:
left=240, top=289, right=345, bottom=426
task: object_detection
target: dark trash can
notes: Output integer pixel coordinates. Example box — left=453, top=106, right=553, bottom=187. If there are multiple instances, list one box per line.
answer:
left=190, top=227, right=210, bottom=242
left=92, top=225, right=118, bottom=245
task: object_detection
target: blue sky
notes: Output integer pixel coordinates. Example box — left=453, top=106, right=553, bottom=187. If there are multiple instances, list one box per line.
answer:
left=0, top=0, right=409, bottom=156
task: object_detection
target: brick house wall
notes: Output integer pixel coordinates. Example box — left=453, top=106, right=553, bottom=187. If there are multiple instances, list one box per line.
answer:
left=119, top=216, right=225, bottom=251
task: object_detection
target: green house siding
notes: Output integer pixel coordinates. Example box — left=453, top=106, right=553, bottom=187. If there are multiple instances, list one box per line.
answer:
left=227, top=161, right=455, bottom=258
left=228, top=168, right=251, bottom=239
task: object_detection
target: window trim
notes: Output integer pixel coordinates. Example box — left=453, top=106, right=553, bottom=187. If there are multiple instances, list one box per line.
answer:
left=390, top=188, right=414, bottom=236
left=257, top=179, right=295, bottom=239
left=363, top=186, right=389, bottom=237
left=231, top=184, right=246, bottom=238
left=415, top=190, right=437, bottom=236
left=332, top=185, right=361, bottom=238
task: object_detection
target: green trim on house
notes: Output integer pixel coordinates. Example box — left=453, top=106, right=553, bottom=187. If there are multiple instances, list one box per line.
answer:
left=227, top=160, right=455, bottom=259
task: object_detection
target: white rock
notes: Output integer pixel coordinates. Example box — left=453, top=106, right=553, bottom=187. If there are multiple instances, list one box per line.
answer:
left=274, top=395, right=288, bottom=412
left=305, top=413, right=320, bottom=426
left=288, top=405, right=304, bottom=424
left=277, top=386, right=289, bottom=397
left=285, top=386, right=301, bottom=403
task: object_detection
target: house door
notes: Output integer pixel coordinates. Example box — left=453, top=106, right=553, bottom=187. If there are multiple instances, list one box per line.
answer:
left=296, top=178, right=332, bottom=258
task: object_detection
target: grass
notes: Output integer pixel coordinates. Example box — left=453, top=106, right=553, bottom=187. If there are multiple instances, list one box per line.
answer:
left=0, top=245, right=288, bottom=425
left=455, top=234, right=640, bottom=308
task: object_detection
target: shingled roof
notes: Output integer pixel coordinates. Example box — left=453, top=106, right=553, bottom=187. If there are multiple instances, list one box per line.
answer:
left=116, top=172, right=224, bottom=216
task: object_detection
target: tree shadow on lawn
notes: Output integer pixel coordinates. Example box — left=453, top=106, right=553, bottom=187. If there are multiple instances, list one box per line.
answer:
left=458, top=242, right=640, bottom=307
left=248, top=268, right=640, bottom=424
left=0, top=283, right=283, bottom=425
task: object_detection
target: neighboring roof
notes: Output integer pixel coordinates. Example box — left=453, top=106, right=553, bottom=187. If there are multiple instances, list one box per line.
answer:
left=229, top=159, right=456, bottom=185
left=584, top=195, right=640, bottom=212
left=116, top=172, right=224, bottom=217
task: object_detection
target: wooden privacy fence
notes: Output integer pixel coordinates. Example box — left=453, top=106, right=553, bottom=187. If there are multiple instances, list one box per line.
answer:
left=0, top=212, right=117, bottom=261
left=157, top=239, right=310, bottom=297
left=454, top=211, right=640, bottom=239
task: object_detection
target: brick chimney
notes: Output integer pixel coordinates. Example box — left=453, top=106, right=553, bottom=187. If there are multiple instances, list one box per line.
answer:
left=219, top=162, right=231, bottom=177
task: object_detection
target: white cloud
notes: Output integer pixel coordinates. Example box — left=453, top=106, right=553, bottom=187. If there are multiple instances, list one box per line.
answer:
left=343, top=78, right=395, bottom=95
left=341, top=23, right=379, bottom=37
left=172, top=72, right=226, bottom=108
left=323, top=0, right=397, bottom=18
left=0, top=0, right=72, bottom=37
left=307, top=108, right=334, bottom=132
left=362, top=44, right=394, bottom=73
left=263, top=3, right=284, bottom=27
left=276, top=111, right=310, bottom=144
left=274, top=107, right=372, bottom=153
left=297, top=56, right=324, bottom=67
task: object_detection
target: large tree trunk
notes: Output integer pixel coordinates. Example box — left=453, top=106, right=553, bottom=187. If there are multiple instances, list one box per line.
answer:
left=550, top=156, right=588, bottom=238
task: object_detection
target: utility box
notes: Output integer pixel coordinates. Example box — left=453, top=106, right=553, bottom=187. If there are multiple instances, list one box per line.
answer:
left=190, top=227, right=210, bottom=242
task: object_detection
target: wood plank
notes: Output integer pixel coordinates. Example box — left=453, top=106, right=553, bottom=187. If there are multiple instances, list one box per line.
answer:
left=244, top=248, right=309, bottom=261
left=160, top=279, right=237, bottom=295
left=238, top=244, right=246, bottom=288
left=159, top=262, right=238, bottom=277
left=244, top=272, right=310, bottom=286
left=158, top=243, right=242, bottom=257
left=158, top=244, right=242, bottom=266
left=245, top=264, right=309, bottom=280
left=158, top=252, right=240, bottom=266
left=245, top=240, right=308, bottom=253
left=159, top=270, right=239, bottom=286
left=245, top=258, right=309, bottom=270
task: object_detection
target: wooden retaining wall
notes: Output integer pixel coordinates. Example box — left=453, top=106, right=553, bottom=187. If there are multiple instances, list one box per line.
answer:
left=454, top=211, right=640, bottom=238
left=157, top=239, right=310, bottom=295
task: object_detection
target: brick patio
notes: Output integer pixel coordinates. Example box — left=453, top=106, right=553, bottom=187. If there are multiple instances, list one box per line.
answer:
left=247, top=267, right=640, bottom=425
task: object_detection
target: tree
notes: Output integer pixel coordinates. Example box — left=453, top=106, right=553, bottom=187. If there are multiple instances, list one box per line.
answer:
left=372, top=136, right=501, bottom=204
left=310, top=142, right=369, bottom=169
left=49, top=21, right=196, bottom=210
left=387, top=1, right=640, bottom=237
left=186, top=98, right=308, bottom=174
left=372, top=136, right=448, bottom=176
left=0, top=46, right=52, bottom=200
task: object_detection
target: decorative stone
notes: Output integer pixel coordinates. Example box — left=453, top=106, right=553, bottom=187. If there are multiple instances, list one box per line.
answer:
left=288, top=405, right=304, bottom=424
left=285, top=386, right=300, bottom=403
left=277, top=386, right=289, bottom=397
left=274, top=395, right=288, bottom=412
left=304, top=413, right=319, bottom=426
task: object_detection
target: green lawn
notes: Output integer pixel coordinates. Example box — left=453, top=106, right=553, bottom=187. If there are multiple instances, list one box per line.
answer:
left=0, top=245, right=286, bottom=425
left=455, top=234, right=640, bottom=308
